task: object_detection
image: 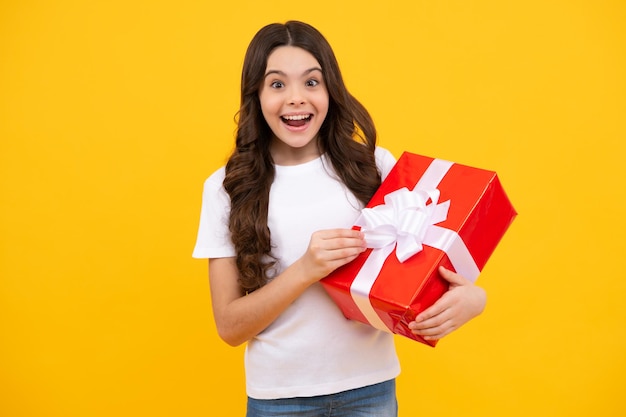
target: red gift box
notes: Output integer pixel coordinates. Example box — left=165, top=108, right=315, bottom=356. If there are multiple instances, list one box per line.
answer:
left=321, top=151, right=517, bottom=346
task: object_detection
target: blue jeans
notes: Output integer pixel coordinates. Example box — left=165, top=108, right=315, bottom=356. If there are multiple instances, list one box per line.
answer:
left=246, top=379, right=398, bottom=417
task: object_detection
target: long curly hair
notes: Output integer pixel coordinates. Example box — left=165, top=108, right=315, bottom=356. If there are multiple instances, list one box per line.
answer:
left=223, top=21, right=381, bottom=292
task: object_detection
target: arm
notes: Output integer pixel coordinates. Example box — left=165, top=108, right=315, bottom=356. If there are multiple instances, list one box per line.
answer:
left=408, top=266, right=487, bottom=341
left=209, top=228, right=366, bottom=347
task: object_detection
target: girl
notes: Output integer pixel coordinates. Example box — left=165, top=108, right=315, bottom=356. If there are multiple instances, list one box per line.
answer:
left=193, top=21, right=486, bottom=417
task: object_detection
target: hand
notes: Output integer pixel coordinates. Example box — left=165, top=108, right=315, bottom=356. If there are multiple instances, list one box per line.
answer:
left=408, top=266, right=486, bottom=341
left=298, top=229, right=367, bottom=283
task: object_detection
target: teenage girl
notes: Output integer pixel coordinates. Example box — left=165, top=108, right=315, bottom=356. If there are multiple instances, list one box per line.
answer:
left=193, top=20, right=486, bottom=417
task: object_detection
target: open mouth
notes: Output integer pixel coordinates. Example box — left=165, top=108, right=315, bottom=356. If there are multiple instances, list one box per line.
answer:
left=281, top=114, right=312, bottom=127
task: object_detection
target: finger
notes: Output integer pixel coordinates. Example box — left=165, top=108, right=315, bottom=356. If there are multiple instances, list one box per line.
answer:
left=410, top=318, right=455, bottom=340
left=317, top=228, right=364, bottom=240
left=421, top=325, right=455, bottom=341
left=315, top=231, right=365, bottom=249
left=410, top=306, right=449, bottom=330
left=310, top=231, right=363, bottom=249
left=413, top=294, right=452, bottom=323
left=325, top=245, right=366, bottom=262
left=438, top=265, right=469, bottom=286
left=324, top=235, right=367, bottom=253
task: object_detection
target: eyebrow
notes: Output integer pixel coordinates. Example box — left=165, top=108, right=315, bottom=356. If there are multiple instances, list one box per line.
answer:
left=264, top=67, right=323, bottom=79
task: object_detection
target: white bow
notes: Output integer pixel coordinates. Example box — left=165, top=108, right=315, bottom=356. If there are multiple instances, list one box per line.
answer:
left=356, top=187, right=450, bottom=263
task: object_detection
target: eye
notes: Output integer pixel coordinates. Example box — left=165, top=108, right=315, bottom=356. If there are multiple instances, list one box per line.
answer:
left=270, top=80, right=285, bottom=89
left=305, top=79, right=320, bottom=87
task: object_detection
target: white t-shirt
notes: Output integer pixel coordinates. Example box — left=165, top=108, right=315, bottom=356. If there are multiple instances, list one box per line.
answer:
left=193, top=147, right=400, bottom=399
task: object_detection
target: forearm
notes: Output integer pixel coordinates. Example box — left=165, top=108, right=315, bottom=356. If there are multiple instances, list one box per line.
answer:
left=210, top=228, right=366, bottom=346
left=212, top=259, right=312, bottom=346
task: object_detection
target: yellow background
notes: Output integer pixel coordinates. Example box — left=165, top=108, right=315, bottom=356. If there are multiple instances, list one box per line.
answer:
left=1, top=1, right=625, bottom=416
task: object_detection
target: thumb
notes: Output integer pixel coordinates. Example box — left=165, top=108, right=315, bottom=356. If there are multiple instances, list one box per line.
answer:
left=438, top=265, right=470, bottom=286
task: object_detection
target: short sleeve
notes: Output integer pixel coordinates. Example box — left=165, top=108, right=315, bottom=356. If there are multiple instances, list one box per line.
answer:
left=375, top=147, right=397, bottom=180
left=192, top=167, right=236, bottom=259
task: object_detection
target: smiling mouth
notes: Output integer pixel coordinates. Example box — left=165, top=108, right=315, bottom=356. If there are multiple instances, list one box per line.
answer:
left=281, top=114, right=312, bottom=127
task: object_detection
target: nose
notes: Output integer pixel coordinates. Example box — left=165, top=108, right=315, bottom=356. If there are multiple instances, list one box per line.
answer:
left=287, top=85, right=306, bottom=105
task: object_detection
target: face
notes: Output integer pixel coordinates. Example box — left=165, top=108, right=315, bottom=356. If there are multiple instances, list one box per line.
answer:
left=259, top=46, right=329, bottom=165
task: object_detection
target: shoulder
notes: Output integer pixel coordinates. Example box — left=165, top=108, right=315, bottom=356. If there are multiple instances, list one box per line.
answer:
left=199, top=166, right=230, bottom=206
left=374, top=147, right=397, bottom=180
left=202, top=166, right=226, bottom=191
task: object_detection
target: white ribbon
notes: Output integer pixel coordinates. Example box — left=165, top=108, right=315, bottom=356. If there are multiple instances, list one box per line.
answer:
left=356, top=187, right=450, bottom=262
left=349, top=158, right=481, bottom=333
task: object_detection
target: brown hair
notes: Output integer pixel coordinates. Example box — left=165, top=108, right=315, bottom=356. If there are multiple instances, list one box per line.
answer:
left=223, top=21, right=381, bottom=292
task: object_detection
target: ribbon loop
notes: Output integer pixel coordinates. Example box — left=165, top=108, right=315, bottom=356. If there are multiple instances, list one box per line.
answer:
left=356, top=186, right=450, bottom=263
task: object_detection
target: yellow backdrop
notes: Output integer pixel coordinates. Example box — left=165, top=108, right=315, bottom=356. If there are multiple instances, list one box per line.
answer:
left=1, top=1, right=625, bottom=416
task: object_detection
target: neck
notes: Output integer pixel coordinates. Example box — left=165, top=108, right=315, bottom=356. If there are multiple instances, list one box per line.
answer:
left=270, top=138, right=321, bottom=166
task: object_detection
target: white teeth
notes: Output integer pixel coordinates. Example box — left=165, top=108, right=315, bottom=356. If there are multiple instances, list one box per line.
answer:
left=282, top=114, right=311, bottom=121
